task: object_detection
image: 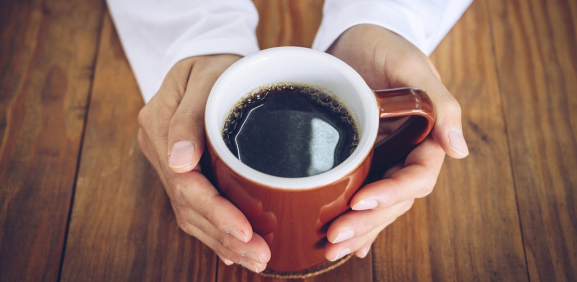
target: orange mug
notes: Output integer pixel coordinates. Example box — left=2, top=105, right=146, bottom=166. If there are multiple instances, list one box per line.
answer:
left=205, top=47, right=434, bottom=273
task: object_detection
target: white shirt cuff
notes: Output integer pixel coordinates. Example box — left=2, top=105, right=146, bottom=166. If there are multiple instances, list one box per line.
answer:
left=107, top=0, right=260, bottom=103
left=312, top=0, right=473, bottom=56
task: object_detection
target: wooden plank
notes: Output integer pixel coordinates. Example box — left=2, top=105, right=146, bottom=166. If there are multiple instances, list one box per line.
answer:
left=59, top=13, right=216, bottom=282
left=371, top=1, right=529, bottom=281
left=253, top=0, right=324, bottom=49
left=486, top=0, right=577, bottom=280
left=0, top=0, right=104, bottom=281
left=217, top=1, right=373, bottom=281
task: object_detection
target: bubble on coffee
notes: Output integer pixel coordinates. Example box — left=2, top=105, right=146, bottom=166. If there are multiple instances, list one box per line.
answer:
left=222, top=83, right=359, bottom=178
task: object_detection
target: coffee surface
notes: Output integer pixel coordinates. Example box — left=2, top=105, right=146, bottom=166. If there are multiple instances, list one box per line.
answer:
left=222, top=84, right=359, bottom=178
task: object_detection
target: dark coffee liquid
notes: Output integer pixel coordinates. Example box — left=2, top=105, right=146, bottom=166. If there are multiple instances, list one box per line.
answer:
left=222, top=84, right=359, bottom=178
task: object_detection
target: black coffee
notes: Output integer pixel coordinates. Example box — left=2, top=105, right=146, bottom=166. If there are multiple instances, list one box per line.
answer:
left=222, top=83, right=359, bottom=178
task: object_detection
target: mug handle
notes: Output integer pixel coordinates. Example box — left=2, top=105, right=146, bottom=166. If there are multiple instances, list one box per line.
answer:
left=365, top=87, right=436, bottom=183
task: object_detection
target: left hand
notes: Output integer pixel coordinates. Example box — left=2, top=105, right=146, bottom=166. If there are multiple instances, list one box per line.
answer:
left=137, top=55, right=271, bottom=272
left=324, top=24, right=469, bottom=261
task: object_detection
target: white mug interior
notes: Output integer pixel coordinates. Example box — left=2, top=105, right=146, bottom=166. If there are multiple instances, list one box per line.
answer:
left=205, top=47, right=379, bottom=190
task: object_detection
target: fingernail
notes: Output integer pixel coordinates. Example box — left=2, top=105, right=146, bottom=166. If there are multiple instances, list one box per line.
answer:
left=448, top=127, right=469, bottom=156
left=223, top=258, right=234, bottom=265
left=225, top=226, right=248, bottom=243
left=352, top=200, right=378, bottom=210
left=239, top=260, right=258, bottom=272
left=358, top=245, right=371, bottom=258
left=169, top=140, right=195, bottom=168
left=241, top=249, right=263, bottom=263
left=333, top=248, right=351, bottom=261
left=333, top=230, right=355, bottom=243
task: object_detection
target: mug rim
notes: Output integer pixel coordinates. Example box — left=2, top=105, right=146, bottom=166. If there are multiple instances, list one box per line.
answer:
left=205, top=47, right=379, bottom=190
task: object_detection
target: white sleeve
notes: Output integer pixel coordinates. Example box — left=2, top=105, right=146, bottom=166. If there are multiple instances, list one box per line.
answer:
left=106, top=0, right=260, bottom=102
left=312, top=0, right=473, bottom=56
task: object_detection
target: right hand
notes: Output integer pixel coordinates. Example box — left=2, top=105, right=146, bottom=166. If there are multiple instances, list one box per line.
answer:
left=137, top=54, right=271, bottom=272
left=322, top=24, right=468, bottom=260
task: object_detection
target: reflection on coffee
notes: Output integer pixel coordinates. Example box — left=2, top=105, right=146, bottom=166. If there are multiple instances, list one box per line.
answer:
left=222, top=83, right=359, bottom=178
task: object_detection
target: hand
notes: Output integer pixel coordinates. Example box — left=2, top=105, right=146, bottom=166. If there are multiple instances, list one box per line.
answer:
left=324, top=24, right=469, bottom=260
left=137, top=55, right=271, bottom=272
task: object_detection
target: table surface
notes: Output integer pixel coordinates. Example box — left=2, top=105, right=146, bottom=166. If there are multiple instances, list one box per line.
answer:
left=1, top=0, right=576, bottom=281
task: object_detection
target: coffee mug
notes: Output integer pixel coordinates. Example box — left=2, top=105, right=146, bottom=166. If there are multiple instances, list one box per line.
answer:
left=205, top=47, right=434, bottom=272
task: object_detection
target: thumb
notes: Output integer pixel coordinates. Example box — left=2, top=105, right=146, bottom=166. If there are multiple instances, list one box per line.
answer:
left=167, top=55, right=241, bottom=173
left=423, top=80, right=469, bottom=159
left=396, top=58, right=469, bottom=159
left=167, top=91, right=207, bottom=173
left=166, top=68, right=213, bottom=173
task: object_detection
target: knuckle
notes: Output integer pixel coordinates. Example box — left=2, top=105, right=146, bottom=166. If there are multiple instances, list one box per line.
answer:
left=217, top=232, right=226, bottom=247
left=175, top=216, right=195, bottom=236
left=176, top=218, right=187, bottom=231
left=169, top=180, right=191, bottom=206
left=215, top=245, right=228, bottom=258
left=219, top=233, right=233, bottom=250
left=138, top=105, right=150, bottom=128
left=158, top=89, right=180, bottom=109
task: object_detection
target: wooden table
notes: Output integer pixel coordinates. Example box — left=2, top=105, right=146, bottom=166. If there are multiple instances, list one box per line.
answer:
left=1, top=0, right=576, bottom=281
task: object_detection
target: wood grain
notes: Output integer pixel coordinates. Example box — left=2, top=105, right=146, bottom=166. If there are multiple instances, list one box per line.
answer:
left=2, top=0, right=576, bottom=281
left=253, top=0, right=324, bottom=49
left=487, top=0, right=577, bottom=280
left=59, top=13, right=217, bottom=282
left=216, top=257, right=371, bottom=282
left=371, top=1, right=529, bottom=281
left=0, top=0, right=104, bottom=281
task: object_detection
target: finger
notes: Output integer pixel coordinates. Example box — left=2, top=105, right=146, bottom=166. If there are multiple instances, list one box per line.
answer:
left=355, top=232, right=379, bottom=258
left=166, top=68, right=206, bottom=173
left=212, top=222, right=271, bottom=265
left=325, top=224, right=384, bottom=262
left=351, top=137, right=444, bottom=211
left=430, top=94, right=469, bottom=159
left=180, top=223, right=267, bottom=273
left=138, top=60, right=195, bottom=172
left=355, top=241, right=372, bottom=258
left=327, top=199, right=414, bottom=244
left=168, top=171, right=255, bottom=244
left=218, top=254, right=234, bottom=266
left=375, top=32, right=468, bottom=159
left=189, top=210, right=272, bottom=265
left=167, top=55, right=240, bottom=173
